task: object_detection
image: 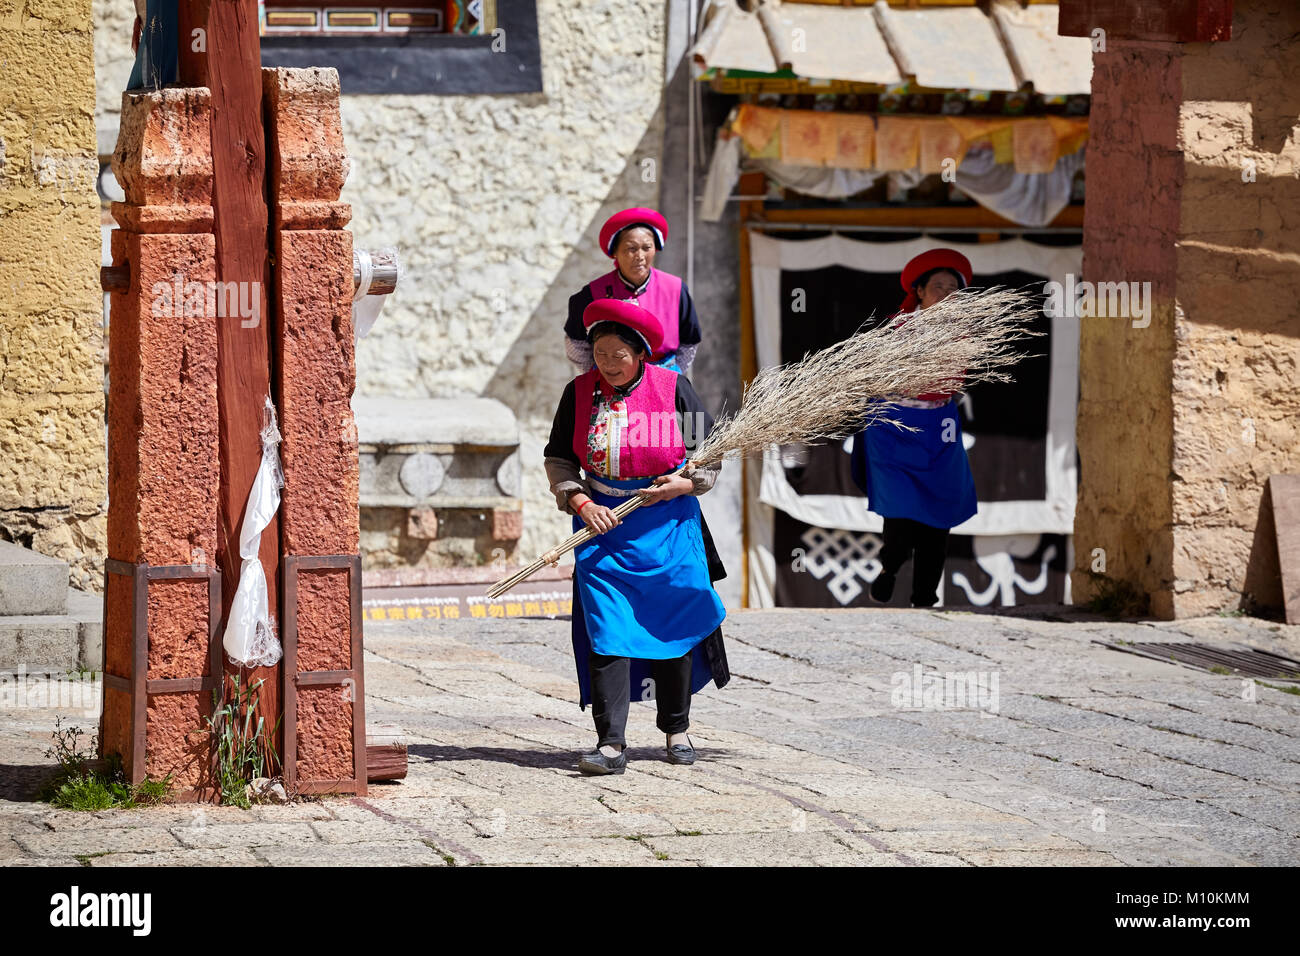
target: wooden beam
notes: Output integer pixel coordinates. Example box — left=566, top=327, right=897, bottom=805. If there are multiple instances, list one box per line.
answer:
left=1058, top=0, right=1232, bottom=43
left=736, top=172, right=764, bottom=609
left=177, top=0, right=213, bottom=84
left=749, top=203, right=1084, bottom=230
left=178, top=0, right=282, bottom=768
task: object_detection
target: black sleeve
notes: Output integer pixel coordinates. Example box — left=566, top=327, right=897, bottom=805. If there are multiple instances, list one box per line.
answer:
left=565, top=286, right=594, bottom=341
left=678, top=282, right=703, bottom=346
left=675, top=372, right=715, bottom=456
left=544, top=379, right=580, bottom=465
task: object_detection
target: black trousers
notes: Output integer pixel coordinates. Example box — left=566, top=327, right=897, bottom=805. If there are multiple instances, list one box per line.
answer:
left=588, top=650, right=693, bottom=749
left=879, top=517, right=950, bottom=607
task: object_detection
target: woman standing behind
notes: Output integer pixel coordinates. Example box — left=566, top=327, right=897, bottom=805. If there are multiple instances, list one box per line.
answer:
left=564, top=207, right=704, bottom=377
left=545, top=298, right=729, bottom=775
left=851, top=248, right=979, bottom=608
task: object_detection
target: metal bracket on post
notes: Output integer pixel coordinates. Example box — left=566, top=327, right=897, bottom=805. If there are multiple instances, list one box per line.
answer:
left=353, top=248, right=399, bottom=296
left=101, top=558, right=223, bottom=799
left=281, top=554, right=366, bottom=796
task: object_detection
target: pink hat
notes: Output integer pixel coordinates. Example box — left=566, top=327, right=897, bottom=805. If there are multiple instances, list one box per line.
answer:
left=898, top=248, right=973, bottom=313
left=598, top=207, right=668, bottom=258
left=582, top=298, right=664, bottom=356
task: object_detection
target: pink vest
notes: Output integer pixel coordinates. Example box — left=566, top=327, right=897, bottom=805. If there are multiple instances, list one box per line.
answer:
left=572, top=363, right=685, bottom=478
left=587, top=267, right=682, bottom=358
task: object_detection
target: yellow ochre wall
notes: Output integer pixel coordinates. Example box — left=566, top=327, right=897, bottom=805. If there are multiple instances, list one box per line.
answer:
left=0, top=0, right=107, bottom=590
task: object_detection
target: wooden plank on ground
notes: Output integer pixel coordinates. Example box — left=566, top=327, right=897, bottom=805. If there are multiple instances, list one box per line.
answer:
left=1270, top=475, right=1300, bottom=625
left=366, top=724, right=408, bottom=782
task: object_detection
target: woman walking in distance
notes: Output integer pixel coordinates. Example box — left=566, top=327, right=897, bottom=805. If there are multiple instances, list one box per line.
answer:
left=563, top=207, right=704, bottom=378
left=851, top=249, right=979, bottom=608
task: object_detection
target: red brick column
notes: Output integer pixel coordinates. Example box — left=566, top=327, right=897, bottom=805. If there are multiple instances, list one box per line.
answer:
left=101, top=89, right=221, bottom=795
left=264, top=67, right=366, bottom=795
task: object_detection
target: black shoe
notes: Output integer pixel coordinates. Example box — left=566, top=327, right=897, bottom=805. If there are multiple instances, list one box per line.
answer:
left=578, top=748, right=626, bottom=775
left=666, top=735, right=696, bottom=765
left=869, top=572, right=896, bottom=604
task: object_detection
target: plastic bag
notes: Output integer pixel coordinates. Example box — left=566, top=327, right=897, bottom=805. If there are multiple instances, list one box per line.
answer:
left=222, top=396, right=285, bottom=668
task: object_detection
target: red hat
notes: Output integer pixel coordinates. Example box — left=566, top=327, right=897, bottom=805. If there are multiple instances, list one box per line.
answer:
left=598, top=207, right=668, bottom=258
left=898, top=248, right=974, bottom=313
left=582, top=298, right=664, bottom=357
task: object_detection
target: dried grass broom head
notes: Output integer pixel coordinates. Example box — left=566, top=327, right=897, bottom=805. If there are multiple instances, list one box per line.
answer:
left=689, top=286, right=1041, bottom=468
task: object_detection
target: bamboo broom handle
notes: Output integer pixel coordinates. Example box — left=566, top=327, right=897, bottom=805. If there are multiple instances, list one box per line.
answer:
left=486, top=464, right=690, bottom=598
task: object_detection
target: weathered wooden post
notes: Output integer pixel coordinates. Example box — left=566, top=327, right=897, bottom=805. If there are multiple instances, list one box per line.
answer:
left=179, top=0, right=283, bottom=767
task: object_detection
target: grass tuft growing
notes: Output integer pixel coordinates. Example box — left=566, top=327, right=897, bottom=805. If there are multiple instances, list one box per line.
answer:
left=38, top=717, right=172, bottom=810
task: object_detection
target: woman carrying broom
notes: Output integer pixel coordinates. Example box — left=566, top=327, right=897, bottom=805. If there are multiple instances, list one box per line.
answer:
left=851, top=248, right=979, bottom=608
left=506, top=281, right=1027, bottom=763
left=543, top=298, right=729, bottom=776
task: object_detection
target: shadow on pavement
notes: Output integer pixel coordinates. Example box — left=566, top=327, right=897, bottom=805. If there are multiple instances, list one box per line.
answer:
left=0, top=764, right=56, bottom=802
left=407, top=742, right=742, bottom=771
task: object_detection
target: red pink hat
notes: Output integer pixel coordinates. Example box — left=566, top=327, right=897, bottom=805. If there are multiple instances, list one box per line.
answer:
left=599, top=207, right=668, bottom=258
left=582, top=298, right=663, bottom=356
left=898, top=248, right=974, bottom=313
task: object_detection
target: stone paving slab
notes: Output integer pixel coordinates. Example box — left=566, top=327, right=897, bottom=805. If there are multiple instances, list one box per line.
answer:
left=428, top=827, right=663, bottom=866
left=1, top=607, right=1297, bottom=866
left=640, top=830, right=891, bottom=867
left=955, top=849, right=1123, bottom=866
left=3, top=856, right=85, bottom=866
left=253, top=839, right=449, bottom=867
left=89, top=847, right=264, bottom=867
left=309, top=818, right=421, bottom=844
left=171, top=821, right=318, bottom=850
left=1098, top=836, right=1251, bottom=867
left=15, top=827, right=183, bottom=858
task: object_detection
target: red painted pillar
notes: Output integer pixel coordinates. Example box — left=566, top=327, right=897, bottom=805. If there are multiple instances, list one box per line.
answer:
left=264, top=67, right=367, bottom=795
left=102, top=89, right=222, bottom=796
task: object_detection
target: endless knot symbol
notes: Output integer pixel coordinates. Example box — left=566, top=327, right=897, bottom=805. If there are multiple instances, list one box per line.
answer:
left=798, top=526, right=883, bottom=605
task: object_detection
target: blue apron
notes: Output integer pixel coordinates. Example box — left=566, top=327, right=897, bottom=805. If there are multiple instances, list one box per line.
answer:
left=127, top=0, right=179, bottom=90
left=569, top=468, right=726, bottom=708
left=850, top=399, right=978, bottom=529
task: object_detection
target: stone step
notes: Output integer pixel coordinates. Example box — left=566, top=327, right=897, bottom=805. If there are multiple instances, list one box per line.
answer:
left=66, top=587, right=103, bottom=670
left=0, top=587, right=102, bottom=673
left=0, top=540, right=69, bottom=616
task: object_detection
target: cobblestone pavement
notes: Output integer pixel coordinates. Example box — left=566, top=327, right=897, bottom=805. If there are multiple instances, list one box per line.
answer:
left=2, top=608, right=1297, bottom=866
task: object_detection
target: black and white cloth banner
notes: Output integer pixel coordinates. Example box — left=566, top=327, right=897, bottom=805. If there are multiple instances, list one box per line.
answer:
left=744, top=231, right=1081, bottom=608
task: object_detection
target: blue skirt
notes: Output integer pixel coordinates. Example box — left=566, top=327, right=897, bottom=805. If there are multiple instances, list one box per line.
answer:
left=569, top=469, right=726, bottom=708
left=655, top=353, right=682, bottom=374
left=850, top=400, right=978, bottom=530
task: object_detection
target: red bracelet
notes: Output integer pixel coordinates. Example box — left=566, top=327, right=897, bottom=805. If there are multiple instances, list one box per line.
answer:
left=576, top=498, right=595, bottom=514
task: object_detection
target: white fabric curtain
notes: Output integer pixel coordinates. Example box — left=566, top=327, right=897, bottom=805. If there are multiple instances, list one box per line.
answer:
left=702, top=136, right=1085, bottom=229
left=744, top=232, right=1082, bottom=607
